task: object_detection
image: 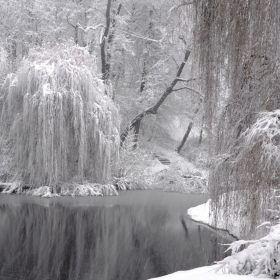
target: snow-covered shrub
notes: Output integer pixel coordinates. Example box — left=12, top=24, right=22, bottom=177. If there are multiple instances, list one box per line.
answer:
left=180, top=137, right=211, bottom=169
left=217, top=223, right=280, bottom=277
left=153, top=153, right=208, bottom=193
left=59, top=183, right=118, bottom=197
left=114, top=132, right=151, bottom=190
left=0, top=43, right=120, bottom=195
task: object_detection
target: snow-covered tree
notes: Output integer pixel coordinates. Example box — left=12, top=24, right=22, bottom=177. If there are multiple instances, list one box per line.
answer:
left=192, top=0, right=280, bottom=237
left=0, top=43, right=120, bottom=196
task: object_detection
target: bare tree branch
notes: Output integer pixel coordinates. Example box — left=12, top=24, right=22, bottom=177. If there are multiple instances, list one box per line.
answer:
left=78, top=23, right=105, bottom=33
left=120, top=49, right=191, bottom=144
left=115, top=28, right=163, bottom=43
left=176, top=77, right=196, bottom=82
left=172, top=86, right=204, bottom=98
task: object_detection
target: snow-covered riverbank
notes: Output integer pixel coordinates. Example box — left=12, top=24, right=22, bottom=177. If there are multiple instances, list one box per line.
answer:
left=187, top=198, right=246, bottom=238
left=148, top=265, right=269, bottom=279
left=149, top=200, right=279, bottom=280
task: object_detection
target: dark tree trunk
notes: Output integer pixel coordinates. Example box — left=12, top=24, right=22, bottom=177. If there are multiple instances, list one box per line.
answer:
left=176, top=98, right=203, bottom=153
left=11, top=39, right=17, bottom=72
left=105, top=3, right=122, bottom=81
left=140, top=59, right=147, bottom=93
left=176, top=122, right=193, bottom=153
left=120, top=49, right=191, bottom=145
left=199, top=117, right=204, bottom=145
left=101, top=0, right=122, bottom=84
left=101, top=0, right=112, bottom=82
left=74, top=25, right=78, bottom=44
left=133, top=120, right=141, bottom=148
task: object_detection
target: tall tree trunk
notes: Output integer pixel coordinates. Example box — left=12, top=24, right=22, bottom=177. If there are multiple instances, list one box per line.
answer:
left=105, top=3, right=122, bottom=80
left=176, top=98, right=203, bottom=154
left=133, top=120, right=141, bottom=148
left=74, top=25, right=78, bottom=44
left=120, top=49, right=191, bottom=145
left=101, top=0, right=112, bottom=82
left=101, top=0, right=122, bottom=84
left=11, top=39, right=17, bottom=72
left=176, top=122, right=193, bottom=154
left=199, top=116, right=204, bottom=145
left=134, top=8, right=155, bottom=144
left=139, top=8, right=154, bottom=94
left=139, top=59, right=147, bottom=93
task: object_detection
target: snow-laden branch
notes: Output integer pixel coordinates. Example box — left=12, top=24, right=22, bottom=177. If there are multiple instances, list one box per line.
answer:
left=176, top=77, right=195, bottom=82
left=77, top=23, right=105, bottom=33
left=173, top=86, right=204, bottom=99
left=168, top=2, right=193, bottom=13
left=115, top=28, right=163, bottom=43
left=149, top=56, right=173, bottom=71
left=120, top=49, right=191, bottom=144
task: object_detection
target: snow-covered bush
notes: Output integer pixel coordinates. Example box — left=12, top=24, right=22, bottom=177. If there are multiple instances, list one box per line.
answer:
left=150, top=152, right=208, bottom=193
left=181, top=137, right=211, bottom=169
left=114, top=132, right=151, bottom=190
left=0, top=43, right=120, bottom=196
left=217, top=223, right=280, bottom=277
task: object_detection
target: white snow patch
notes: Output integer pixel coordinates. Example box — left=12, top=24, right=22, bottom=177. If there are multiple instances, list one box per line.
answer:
left=187, top=197, right=243, bottom=238
left=187, top=199, right=210, bottom=224
left=148, top=265, right=269, bottom=280
left=144, top=159, right=169, bottom=176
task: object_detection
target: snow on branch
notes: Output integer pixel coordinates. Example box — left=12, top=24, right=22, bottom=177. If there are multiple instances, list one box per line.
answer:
left=172, top=86, right=204, bottom=98
left=216, top=224, right=280, bottom=277
left=169, top=2, right=193, bottom=13
left=77, top=23, right=105, bottom=33
left=241, top=110, right=280, bottom=168
left=115, top=28, right=163, bottom=43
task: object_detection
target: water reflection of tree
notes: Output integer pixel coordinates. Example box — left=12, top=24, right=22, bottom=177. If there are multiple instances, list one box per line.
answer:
left=0, top=203, right=232, bottom=280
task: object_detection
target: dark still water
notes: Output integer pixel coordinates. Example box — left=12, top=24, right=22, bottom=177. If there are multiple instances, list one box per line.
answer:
left=0, top=191, right=233, bottom=280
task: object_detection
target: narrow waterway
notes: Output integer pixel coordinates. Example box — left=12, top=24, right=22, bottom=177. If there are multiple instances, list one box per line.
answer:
left=0, top=190, right=234, bottom=280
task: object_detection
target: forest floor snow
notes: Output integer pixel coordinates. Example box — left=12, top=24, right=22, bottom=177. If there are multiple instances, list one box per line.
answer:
left=148, top=265, right=269, bottom=280
left=143, top=148, right=208, bottom=193
left=187, top=199, right=211, bottom=224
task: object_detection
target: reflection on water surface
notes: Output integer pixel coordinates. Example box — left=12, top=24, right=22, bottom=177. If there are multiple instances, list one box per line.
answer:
left=0, top=191, right=233, bottom=280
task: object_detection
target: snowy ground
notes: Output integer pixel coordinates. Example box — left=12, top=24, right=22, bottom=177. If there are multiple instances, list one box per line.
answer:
left=143, top=147, right=208, bottom=193
left=187, top=198, right=243, bottom=238
left=148, top=265, right=269, bottom=279
left=187, top=199, right=211, bottom=224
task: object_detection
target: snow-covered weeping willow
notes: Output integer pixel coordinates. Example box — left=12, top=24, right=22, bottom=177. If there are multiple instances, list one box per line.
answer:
left=192, top=0, right=280, bottom=237
left=0, top=44, right=120, bottom=196
left=0, top=46, right=7, bottom=80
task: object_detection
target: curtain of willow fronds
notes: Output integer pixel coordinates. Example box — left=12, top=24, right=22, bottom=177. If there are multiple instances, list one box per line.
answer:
left=0, top=46, right=7, bottom=81
left=193, top=0, right=280, bottom=237
left=0, top=43, right=120, bottom=191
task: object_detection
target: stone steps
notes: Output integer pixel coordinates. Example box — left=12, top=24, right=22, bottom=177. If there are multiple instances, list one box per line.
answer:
left=154, top=154, right=171, bottom=165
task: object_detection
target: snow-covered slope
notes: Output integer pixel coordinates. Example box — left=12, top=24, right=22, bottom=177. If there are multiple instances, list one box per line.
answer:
left=148, top=265, right=269, bottom=279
